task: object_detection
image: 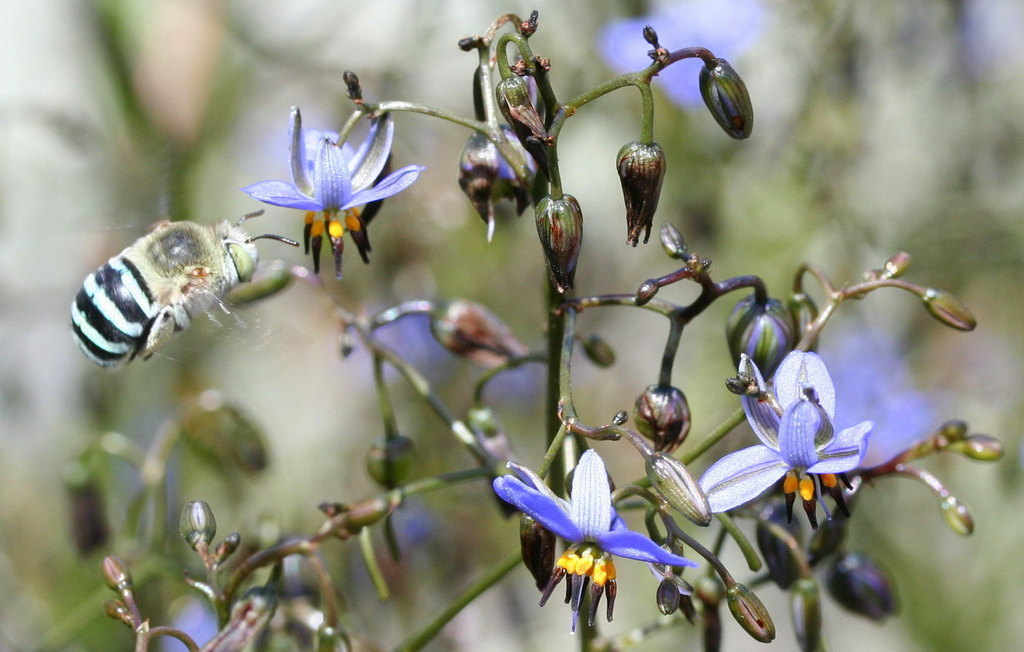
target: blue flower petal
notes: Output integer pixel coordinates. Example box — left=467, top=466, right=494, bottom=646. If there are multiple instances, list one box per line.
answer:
left=699, top=444, right=789, bottom=513
left=806, top=421, right=872, bottom=474
left=492, top=476, right=583, bottom=542
left=242, top=180, right=324, bottom=211
left=505, top=460, right=568, bottom=509
left=343, top=164, right=424, bottom=210
left=312, top=139, right=353, bottom=212
left=597, top=529, right=698, bottom=567
left=288, top=107, right=313, bottom=196
left=739, top=354, right=780, bottom=448
left=349, top=114, right=395, bottom=191
left=569, top=450, right=613, bottom=541
left=777, top=397, right=828, bottom=469
left=775, top=351, right=836, bottom=418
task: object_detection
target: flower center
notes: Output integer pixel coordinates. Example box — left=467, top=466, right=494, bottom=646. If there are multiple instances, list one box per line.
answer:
left=540, top=543, right=619, bottom=632
left=782, top=470, right=850, bottom=529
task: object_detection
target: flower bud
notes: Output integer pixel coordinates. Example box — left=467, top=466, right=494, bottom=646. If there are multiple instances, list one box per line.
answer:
left=365, top=435, right=415, bottom=487
left=634, top=384, right=691, bottom=454
left=519, top=513, right=556, bottom=591
left=657, top=578, right=682, bottom=615
left=940, top=495, right=974, bottom=536
left=494, top=75, right=548, bottom=170
left=182, top=393, right=268, bottom=474
left=225, top=259, right=293, bottom=305
left=953, top=434, right=1004, bottom=461
left=825, top=553, right=898, bottom=621
left=755, top=502, right=803, bottom=590
left=180, top=500, right=217, bottom=551
left=580, top=333, right=616, bottom=368
left=535, top=195, right=583, bottom=293
left=807, top=515, right=847, bottom=565
left=467, top=406, right=514, bottom=462
left=101, top=555, right=133, bottom=593
left=699, top=58, right=753, bottom=139
left=104, top=599, right=132, bottom=626
left=790, top=578, right=822, bottom=652
left=65, top=463, right=109, bottom=555
left=430, top=299, right=529, bottom=367
left=645, top=452, right=711, bottom=526
left=920, top=288, right=976, bottom=331
left=938, top=419, right=969, bottom=442
left=726, top=583, right=776, bottom=643
left=726, top=296, right=796, bottom=378
left=216, top=532, right=242, bottom=561
left=616, top=141, right=666, bottom=246
left=202, top=584, right=277, bottom=650
left=659, top=223, right=688, bottom=259
left=882, top=251, right=913, bottom=279
left=458, top=130, right=534, bottom=240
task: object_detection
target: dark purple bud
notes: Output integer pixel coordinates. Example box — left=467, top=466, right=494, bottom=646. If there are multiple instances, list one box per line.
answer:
left=920, top=288, right=976, bottom=331
left=826, top=553, right=898, bottom=621
left=535, top=194, right=584, bottom=293
left=365, top=435, right=415, bottom=487
left=726, top=295, right=796, bottom=378
left=616, top=141, right=666, bottom=246
left=699, top=58, right=753, bottom=139
left=494, top=75, right=548, bottom=170
left=726, top=583, right=776, bottom=643
left=430, top=299, right=529, bottom=367
left=457, top=130, right=534, bottom=241
left=755, top=502, right=803, bottom=590
left=657, top=578, right=681, bottom=615
left=180, top=500, right=217, bottom=551
left=807, top=515, right=848, bottom=565
left=633, top=384, right=691, bottom=454
left=519, top=513, right=556, bottom=591
left=65, top=465, right=109, bottom=555
left=790, top=578, right=823, bottom=652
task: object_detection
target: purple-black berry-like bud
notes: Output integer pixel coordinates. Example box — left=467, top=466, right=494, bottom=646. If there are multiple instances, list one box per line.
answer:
left=726, top=295, right=796, bottom=378
left=616, top=141, right=666, bottom=246
left=791, top=577, right=823, bottom=652
left=699, top=58, right=753, bottom=139
left=634, top=384, right=691, bottom=454
left=457, top=130, right=533, bottom=240
left=519, top=513, right=556, bottom=591
left=430, top=299, right=529, bottom=367
left=535, top=194, right=584, bottom=293
left=755, top=502, right=803, bottom=590
left=826, top=553, right=898, bottom=621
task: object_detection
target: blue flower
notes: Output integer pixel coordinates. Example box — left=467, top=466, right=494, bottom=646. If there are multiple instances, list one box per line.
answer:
left=242, top=106, right=424, bottom=276
left=493, top=449, right=696, bottom=632
left=599, top=0, right=764, bottom=107
left=698, top=351, right=873, bottom=526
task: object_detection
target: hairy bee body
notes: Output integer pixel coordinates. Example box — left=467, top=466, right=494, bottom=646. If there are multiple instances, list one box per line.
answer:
left=71, top=221, right=259, bottom=367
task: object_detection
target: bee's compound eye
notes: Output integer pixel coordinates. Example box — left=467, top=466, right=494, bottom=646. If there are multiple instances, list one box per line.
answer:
left=228, top=243, right=256, bottom=282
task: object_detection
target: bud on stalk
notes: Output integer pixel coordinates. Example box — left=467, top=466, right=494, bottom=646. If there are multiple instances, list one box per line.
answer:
left=430, top=299, right=528, bottom=367
left=699, top=58, right=753, bottom=139
left=726, top=295, right=796, bottom=378
left=180, top=500, right=217, bottom=551
left=826, top=553, right=898, bottom=621
left=535, top=195, right=584, bottom=293
left=634, top=385, right=691, bottom=453
left=726, top=583, right=776, bottom=642
left=494, top=75, right=548, bottom=170
left=616, top=141, right=666, bottom=246
left=645, top=452, right=711, bottom=525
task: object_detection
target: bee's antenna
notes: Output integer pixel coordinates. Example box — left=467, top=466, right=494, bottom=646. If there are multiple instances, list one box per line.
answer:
left=249, top=233, right=300, bottom=247
left=235, top=209, right=266, bottom=226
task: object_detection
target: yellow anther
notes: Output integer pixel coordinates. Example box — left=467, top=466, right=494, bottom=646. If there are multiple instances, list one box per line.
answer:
left=820, top=473, right=838, bottom=488
left=556, top=551, right=575, bottom=571
left=591, top=559, right=610, bottom=586
left=310, top=220, right=325, bottom=237
left=345, top=208, right=363, bottom=231
left=304, top=211, right=315, bottom=225
left=783, top=472, right=799, bottom=494
left=328, top=219, right=344, bottom=239
left=799, top=477, right=815, bottom=502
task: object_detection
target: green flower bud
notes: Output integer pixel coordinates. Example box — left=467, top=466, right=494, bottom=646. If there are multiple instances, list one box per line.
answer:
left=920, top=288, right=976, bottom=331
left=494, top=75, right=548, bottom=170
left=645, top=452, right=711, bottom=526
left=790, top=578, right=823, bottom=652
left=616, top=141, right=666, bottom=246
left=726, top=583, right=776, bottom=643
left=938, top=419, right=969, bottom=442
left=726, top=295, right=796, bottom=378
left=882, top=251, right=913, bottom=279
left=103, top=599, right=132, bottom=626
left=580, top=333, right=616, bottom=368
left=180, top=500, right=217, bottom=551
left=365, top=435, right=415, bottom=487
left=660, top=223, right=688, bottom=259
left=101, top=555, right=133, bottom=593
left=430, top=299, right=528, bottom=368
left=535, top=194, right=584, bottom=293
left=519, top=513, right=556, bottom=591
left=755, top=502, right=803, bottom=590
left=216, top=532, right=242, bottom=562
left=225, top=259, right=293, bottom=305
left=940, top=495, right=974, bottom=536
left=634, top=384, right=692, bottom=454
left=953, top=434, right=1004, bottom=461
left=699, top=58, right=753, bottom=139
left=182, top=392, right=268, bottom=474
left=825, top=553, right=898, bottom=621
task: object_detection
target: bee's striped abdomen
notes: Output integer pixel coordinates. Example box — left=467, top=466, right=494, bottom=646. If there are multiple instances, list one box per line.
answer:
left=71, top=257, right=157, bottom=367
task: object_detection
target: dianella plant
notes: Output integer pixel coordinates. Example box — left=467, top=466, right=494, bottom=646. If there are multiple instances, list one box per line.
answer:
left=77, top=10, right=1003, bottom=652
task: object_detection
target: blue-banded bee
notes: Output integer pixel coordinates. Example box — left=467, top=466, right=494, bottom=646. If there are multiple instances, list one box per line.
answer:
left=71, top=212, right=297, bottom=367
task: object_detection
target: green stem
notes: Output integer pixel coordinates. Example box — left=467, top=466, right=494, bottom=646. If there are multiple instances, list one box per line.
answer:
left=714, top=513, right=762, bottom=572
left=395, top=551, right=522, bottom=652
left=682, top=408, right=745, bottom=465
left=639, top=83, right=655, bottom=143
left=546, top=282, right=570, bottom=493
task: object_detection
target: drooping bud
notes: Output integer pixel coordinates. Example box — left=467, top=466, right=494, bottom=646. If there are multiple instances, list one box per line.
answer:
left=226, top=259, right=293, bottom=305
left=101, top=555, right=133, bottom=593
left=633, top=384, right=691, bottom=454
left=494, top=74, right=548, bottom=170
left=755, top=502, right=803, bottom=590
left=953, top=434, right=1004, bottom=461
left=181, top=392, right=268, bottom=474
left=457, top=130, right=534, bottom=241
left=519, top=513, right=556, bottom=591
left=65, top=462, right=109, bottom=555
left=657, top=578, right=682, bottom=615
left=467, top=406, right=514, bottom=462
left=365, top=435, right=415, bottom=487
left=726, top=295, right=796, bottom=378
left=430, top=299, right=529, bottom=367
left=920, top=288, right=976, bottom=331
left=660, top=223, right=688, bottom=259
left=790, top=578, right=823, bottom=652
left=645, top=452, right=711, bottom=526
left=726, top=583, right=776, bottom=643
left=616, top=141, right=666, bottom=246
left=580, top=333, right=616, bottom=368
left=699, top=58, right=753, bottom=139
left=940, top=495, right=974, bottom=535
left=535, top=194, right=584, bottom=293
left=180, top=500, right=217, bottom=551
left=807, top=515, right=848, bottom=565
left=825, top=553, right=898, bottom=621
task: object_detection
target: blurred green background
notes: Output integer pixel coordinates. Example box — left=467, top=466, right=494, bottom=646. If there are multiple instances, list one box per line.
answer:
left=1, top=0, right=1022, bottom=649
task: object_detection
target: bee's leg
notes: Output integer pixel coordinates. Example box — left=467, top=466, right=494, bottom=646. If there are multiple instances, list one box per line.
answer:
left=140, top=306, right=188, bottom=359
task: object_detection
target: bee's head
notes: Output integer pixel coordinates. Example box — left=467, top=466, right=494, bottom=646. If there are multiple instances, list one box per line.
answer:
left=226, top=210, right=299, bottom=282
